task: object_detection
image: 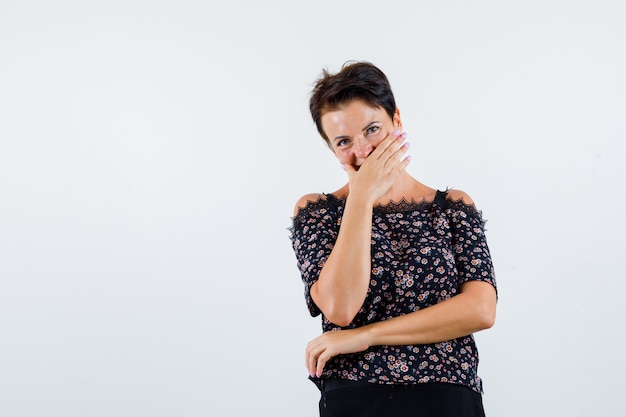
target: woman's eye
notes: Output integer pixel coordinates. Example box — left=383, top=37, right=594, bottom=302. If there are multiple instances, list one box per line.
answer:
left=366, top=126, right=380, bottom=135
left=337, top=139, right=349, bottom=147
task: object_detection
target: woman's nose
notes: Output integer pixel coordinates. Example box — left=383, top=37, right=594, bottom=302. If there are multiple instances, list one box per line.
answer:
left=354, top=138, right=372, bottom=158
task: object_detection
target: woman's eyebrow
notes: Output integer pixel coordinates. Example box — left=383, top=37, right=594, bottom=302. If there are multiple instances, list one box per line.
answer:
left=333, top=134, right=350, bottom=145
left=362, top=121, right=380, bottom=132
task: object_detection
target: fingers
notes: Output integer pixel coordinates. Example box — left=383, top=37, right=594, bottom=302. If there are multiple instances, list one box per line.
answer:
left=306, top=341, right=315, bottom=376
left=306, top=338, right=333, bottom=378
left=362, top=130, right=409, bottom=174
left=305, top=330, right=370, bottom=378
left=343, top=129, right=411, bottom=204
left=365, top=130, right=410, bottom=181
left=371, top=129, right=407, bottom=161
left=306, top=339, right=315, bottom=376
left=316, top=353, right=329, bottom=378
left=385, top=132, right=410, bottom=165
left=382, top=135, right=410, bottom=171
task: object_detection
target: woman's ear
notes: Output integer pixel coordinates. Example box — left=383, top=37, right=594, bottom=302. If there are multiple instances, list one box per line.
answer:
left=393, top=107, right=403, bottom=130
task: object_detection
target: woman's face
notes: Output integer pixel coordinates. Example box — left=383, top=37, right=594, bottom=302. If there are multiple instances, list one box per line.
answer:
left=321, top=99, right=402, bottom=169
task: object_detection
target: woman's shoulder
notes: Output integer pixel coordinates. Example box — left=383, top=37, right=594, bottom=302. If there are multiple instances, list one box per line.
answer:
left=443, top=188, right=475, bottom=206
left=293, top=185, right=348, bottom=217
left=293, top=193, right=325, bottom=216
left=293, top=193, right=341, bottom=218
left=440, top=188, right=486, bottom=225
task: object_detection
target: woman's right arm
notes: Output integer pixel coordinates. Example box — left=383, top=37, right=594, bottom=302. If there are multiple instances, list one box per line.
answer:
left=294, top=193, right=374, bottom=327
left=294, top=131, right=409, bottom=326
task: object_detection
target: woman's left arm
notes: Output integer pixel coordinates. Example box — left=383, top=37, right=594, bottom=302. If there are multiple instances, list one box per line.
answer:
left=306, top=280, right=496, bottom=377
left=367, top=280, right=496, bottom=344
left=306, top=189, right=497, bottom=377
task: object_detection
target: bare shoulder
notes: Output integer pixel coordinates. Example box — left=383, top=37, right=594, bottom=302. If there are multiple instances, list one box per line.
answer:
left=293, top=193, right=325, bottom=216
left=445, top=189, right=475, bottom=206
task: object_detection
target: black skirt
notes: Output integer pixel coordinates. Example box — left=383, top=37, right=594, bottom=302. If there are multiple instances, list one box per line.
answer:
left=319, top=379, right=486, bottom=417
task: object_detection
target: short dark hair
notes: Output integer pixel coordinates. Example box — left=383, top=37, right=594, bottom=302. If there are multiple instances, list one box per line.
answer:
left=309, top=61, right=397, bottom=147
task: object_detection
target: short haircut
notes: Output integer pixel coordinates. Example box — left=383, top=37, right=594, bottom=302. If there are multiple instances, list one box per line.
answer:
left=309, top=61, right=397, bottom=147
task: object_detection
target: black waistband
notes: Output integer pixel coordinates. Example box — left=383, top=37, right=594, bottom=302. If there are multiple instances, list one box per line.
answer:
left=322, top=378, right=371, bottom=392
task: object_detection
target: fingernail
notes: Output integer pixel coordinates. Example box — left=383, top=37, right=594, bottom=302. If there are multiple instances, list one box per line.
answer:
left=403, top=142, right=411, bottom=149
left=341, top=163, right=346, bottom=170
left=401, top=132, right=407, bottom=139
left=393, top=129, right=401, bottom=136
left=405, top=155, right=412, bottom=162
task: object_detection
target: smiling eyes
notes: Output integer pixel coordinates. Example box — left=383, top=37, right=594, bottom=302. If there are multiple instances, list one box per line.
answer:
left=337, top=138, right=350, bottom=147
left=335, top=124, right=382, bottom=148
left=366, top=125, right=380, bottom=135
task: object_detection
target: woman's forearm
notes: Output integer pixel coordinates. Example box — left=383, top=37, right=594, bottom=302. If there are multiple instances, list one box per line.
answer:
left=364, top=281, right=497, bottom=346
left=311, top=193, right=375, bottom=327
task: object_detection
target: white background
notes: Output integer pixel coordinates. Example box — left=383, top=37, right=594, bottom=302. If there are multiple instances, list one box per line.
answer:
left=1, top=1, right=624, bottom=416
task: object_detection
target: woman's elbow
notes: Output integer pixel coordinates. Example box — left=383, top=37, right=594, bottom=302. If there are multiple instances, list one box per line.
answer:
left=480, top=309, right=496, bottom=330
left=476, top=299, right=496, bottom=330
left=311, top=283, right=362, bottom=327
left=313, top=293, right=359, bottom=326
left=462, top=281, right=497, bottom=331
left=325, top=308, right=358, bottom=327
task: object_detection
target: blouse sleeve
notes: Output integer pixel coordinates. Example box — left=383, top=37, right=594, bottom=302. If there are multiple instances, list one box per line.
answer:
left=446, top=199, right=497, bottom=291
left=289, top=199, right=339, bottom=317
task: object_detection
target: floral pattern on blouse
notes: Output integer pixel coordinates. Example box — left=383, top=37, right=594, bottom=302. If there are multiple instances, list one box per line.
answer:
left=289, top=190, right=497, bottom=393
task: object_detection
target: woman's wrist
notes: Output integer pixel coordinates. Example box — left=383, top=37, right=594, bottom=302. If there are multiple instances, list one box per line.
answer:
left=360, top=323, right=378, bottom=348
left=345, top=189, right=377, bottom=209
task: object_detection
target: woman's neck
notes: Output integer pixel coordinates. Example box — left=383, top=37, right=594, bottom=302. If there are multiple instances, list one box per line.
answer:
left=336, top=172, right=436, bottom=205
left=376, top=172, right=432, bottom=205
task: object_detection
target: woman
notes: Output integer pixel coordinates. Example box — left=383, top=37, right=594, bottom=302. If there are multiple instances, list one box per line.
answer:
left=290, top=61, right=497, bottom=417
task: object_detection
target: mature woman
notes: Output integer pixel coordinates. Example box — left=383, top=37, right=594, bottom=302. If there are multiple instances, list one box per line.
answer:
left=290, top=61, right=497, bottom=417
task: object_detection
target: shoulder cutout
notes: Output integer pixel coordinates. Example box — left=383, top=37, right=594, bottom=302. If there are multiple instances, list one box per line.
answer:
left=293, top=193, right=325, bottom=217
left=445, top=189, right=475, bottom=206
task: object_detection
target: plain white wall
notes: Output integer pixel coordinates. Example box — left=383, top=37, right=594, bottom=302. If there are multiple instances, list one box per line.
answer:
left=1, top=1, right=624, bottom=416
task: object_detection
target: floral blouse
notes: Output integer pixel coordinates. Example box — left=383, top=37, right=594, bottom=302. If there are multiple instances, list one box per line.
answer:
left=289, top=190, right=497, bottom=393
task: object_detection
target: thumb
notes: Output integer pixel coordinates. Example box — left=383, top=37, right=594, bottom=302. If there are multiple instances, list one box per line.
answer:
left=342, top=163, right=356, bottom=181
